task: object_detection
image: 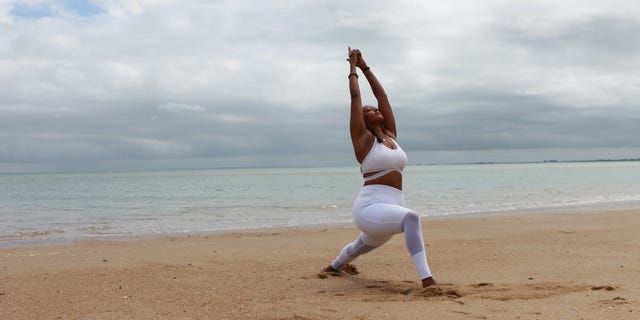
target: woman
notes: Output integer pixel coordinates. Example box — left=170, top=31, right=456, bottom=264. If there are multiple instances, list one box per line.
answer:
left=323, top=48, right=436, bottom=288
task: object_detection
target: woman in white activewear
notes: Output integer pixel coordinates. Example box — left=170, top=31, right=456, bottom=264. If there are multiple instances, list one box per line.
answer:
left=323, top=48, right=436, bottom=288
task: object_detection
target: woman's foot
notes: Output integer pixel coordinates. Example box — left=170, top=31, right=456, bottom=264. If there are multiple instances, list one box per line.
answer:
left=421, top=276, right=437, bottom=288
left=322, top=265, right=340, bottom=273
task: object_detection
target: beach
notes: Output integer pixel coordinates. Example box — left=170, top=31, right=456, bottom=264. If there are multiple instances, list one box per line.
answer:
left=1, top=209, right=638, bottom=319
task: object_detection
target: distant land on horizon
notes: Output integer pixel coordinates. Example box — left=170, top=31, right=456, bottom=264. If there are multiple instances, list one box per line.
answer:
left=469, top=158, right=640, bottom=165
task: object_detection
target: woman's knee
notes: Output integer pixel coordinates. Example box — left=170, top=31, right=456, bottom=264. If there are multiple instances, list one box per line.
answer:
left=401, top=211, right=420, bottom=230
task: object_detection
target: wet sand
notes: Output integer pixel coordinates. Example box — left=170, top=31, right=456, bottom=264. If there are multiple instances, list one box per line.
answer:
left=1, top=209, right=639, bottom=319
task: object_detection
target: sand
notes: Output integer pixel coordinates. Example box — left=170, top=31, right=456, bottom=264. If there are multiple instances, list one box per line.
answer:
left=1, top=209, right=639, bottom=319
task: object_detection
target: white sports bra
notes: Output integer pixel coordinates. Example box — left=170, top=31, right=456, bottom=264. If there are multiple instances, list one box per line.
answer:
left=360, top=137, right=408, bottom=181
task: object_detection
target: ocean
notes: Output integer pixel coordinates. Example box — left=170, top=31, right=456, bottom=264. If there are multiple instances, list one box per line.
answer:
left=1, top=161, right=639, bottom=248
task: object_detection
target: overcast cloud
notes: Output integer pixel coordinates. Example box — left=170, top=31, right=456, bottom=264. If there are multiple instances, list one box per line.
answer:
left=1, top=0, right=639, bottom=172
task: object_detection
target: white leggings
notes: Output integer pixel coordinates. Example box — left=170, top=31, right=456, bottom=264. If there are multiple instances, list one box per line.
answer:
left=331, top=185, right=432, bottom=280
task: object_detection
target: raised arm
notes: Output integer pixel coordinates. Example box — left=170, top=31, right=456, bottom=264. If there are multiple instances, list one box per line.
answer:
left=357, top=52, right=397, bottom=137
left=348, top=48, right=369, bottom=149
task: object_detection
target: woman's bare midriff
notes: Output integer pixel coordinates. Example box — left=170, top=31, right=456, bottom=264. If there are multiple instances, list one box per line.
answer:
left=363, top=170, right=403, bottom=190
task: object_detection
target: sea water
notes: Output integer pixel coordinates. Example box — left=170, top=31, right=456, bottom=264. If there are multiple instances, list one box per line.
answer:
left=1, top=161, right=639, bottom=247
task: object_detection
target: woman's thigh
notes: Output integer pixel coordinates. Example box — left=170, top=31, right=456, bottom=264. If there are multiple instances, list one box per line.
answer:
left=354, top=202, right=410, bottom=244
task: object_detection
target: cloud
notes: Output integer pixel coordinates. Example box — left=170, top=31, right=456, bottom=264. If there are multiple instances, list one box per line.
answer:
left=158, top=102, right=206, bottom=113
left=1, top=0, right=640, bottom=172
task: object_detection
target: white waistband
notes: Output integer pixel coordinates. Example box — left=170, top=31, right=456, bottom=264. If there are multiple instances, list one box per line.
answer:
left=355, top=184, right=405, bottom=207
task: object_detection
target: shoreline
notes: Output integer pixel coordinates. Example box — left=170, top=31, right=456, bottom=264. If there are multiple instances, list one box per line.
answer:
left=2, top=208, right=639, bottom=319
left=3, top=201, right=639, bottom=250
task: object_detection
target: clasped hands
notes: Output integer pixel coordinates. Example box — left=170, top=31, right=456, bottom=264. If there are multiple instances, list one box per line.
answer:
left=348, top=47, right=368, bottom=70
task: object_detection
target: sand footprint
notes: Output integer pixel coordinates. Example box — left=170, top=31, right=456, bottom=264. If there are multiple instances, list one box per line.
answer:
left=591, top=285, right=616, bottom=291
left=599, top=296, right=628, bottom=305
left=361, top=281, right=464, bottom=303
left=313, top=270, right=601, bottom=305
left=363, top=281, right=596, bottom=303
left=460, top=282, right=593, bottom=301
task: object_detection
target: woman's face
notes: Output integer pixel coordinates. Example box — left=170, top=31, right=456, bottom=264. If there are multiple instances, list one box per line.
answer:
left=363, top=105, right=384, bottom=126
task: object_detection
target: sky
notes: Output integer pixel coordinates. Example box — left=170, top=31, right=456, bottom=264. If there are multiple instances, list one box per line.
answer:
left=1, top=0, right=639, bottom=173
